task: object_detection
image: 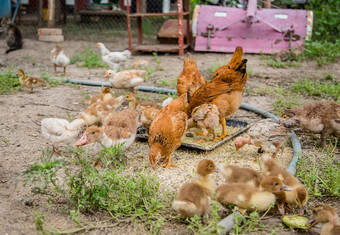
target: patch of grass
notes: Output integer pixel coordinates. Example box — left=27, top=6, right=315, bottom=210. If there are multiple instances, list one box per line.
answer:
left=40, top=71, right=65, bottom=87
left=152, top=52, right=161, bottom=64
left=272, top=87, right=302, bottom=116
left=144, top=65, right=163, bottom=81
left=296, top=142, right=340, bottom=197
left=186, top=203, right=221, bottom=234
left=159, top=77, right=178, bottom=88
left=290, top=78, right=340, bottom=102
left=0, top=68, right=21, bottom=94
left=70, top=46, right=107, bottom=68
left=21, top=145, right=171, bottom=234
left=298, top=40, right=340, bottom=66
left=23, top=55, right=37, bottom=66
left=265, top=59, right=301, bottom=68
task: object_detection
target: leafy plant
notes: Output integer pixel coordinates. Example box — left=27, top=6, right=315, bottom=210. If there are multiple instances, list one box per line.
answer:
left=0, top=68, right=21, bottom=94
left=70, top=46, right=107, bottom=68
left=296, top=142, right=340, bottom=197
left=159, top=77, right=178, bottom=88
left=265, top=59, right=301, bottom=68
left=272, top=87, right=302, bottom=116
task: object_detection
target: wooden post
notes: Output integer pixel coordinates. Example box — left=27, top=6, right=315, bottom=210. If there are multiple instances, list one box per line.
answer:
left=177, top=0, right=184, bottom=56
left=38, top=0, right=43, bottom=26
left=127, top=0, right=132, bottom=52
left=263, top=0, right=271, bottom=8
left=137, top=0, right=142, bottom=44
left=48, top=0, right=55, bottom=27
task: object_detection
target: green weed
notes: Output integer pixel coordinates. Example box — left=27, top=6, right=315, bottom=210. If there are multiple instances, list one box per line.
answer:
left=159, top=77, right=178, bottom=88
left=152, top=52, right=161, bottom=64
left=0, top=68, right=21, bottom=94
left=186, top=203, right=221, bottom=235
left=70, top=46, right=107, bottom=68
left=40, top=71, right=65, bottom=87
left=290, top=78, right=340, bottom=102
left=297, top=142, right=340, bottom=197
left=272, top=87, right=302, bottom=116
left=265, top=59, right=301, bottom=68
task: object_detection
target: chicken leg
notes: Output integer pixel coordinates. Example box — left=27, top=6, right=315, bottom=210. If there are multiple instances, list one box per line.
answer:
left=217, top=118, right=229, bottom=140
left=160, top=154, right=178, bottom=168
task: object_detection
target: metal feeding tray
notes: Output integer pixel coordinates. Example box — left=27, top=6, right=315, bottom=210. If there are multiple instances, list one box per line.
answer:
left=136, top=118, right=251, bottom=151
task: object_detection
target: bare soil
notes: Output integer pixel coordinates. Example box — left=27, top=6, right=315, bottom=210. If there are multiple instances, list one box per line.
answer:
left=0, top=38, right=339, bottom=234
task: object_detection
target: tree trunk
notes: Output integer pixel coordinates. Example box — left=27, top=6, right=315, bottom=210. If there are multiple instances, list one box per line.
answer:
left=48, top=0, right=55, bottom=28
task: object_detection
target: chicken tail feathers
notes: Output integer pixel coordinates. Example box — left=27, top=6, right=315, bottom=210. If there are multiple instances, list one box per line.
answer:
left=172, top=200, right=197, bottom=218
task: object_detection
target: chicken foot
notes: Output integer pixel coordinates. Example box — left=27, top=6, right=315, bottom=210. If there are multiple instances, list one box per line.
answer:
left=217, top=118, right=230, bottom=140
left=160, top=154, right=178, bottom=168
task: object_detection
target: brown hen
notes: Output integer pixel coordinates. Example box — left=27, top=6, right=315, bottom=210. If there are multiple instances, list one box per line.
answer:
left=188, top=46, right=248, bottom=139
left=176, top=53, right=207, bottom=97
left=148, top=94, right=189, bottom=168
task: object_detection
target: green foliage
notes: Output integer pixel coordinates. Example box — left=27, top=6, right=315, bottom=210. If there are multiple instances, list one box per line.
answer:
left=272, top=87, right=302, bottom=116
left=40, top=71, right=65, bottom=87
left=299, top=40, right=340, bottom=66
left=70, top=46, right=107, bottom=68
left=0, top=68, right=21, bottom=94
left=186, top=203, right=221, bottom=234
left=265, top=59, right=301, bottom=68
left=159, top=77, right=178, bottom=88
left=297, top=143, right=340, bottom=197
left=305, top=0, right=340, bottom=42
left=21, top=145, right=170, bottom=234
left=290, top=78, right=340, bottom=102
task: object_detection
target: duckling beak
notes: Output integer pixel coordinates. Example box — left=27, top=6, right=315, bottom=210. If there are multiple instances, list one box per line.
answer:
left=298, top=206, right=305, bottom=216
left=280, top=184, right=292, bottom=191
left=75, top=133, right=90, bottom=146
left=305, top=217, right=317, bottom=228
left=277, top=205, right=285, bottom=215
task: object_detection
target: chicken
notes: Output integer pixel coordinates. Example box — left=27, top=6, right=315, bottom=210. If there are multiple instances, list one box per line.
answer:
left=95, top=42, right=131, bottom=71
left=235, top=118, right=291, bottom=158
left=125, top=92, right=162, bottom=110
left=51, top=44, right=70, bottom=75
left=187, top=103, right=220, bottom=144
left=188, top=46, right=247, bottom=140
left=260, top=155, right=308, bottom=215
left=86, top=87, right=113, bottom=105
left=17, top=69, right=45, bottom=94
left=41, top=118, right=86, bottom=154
left=283, top=101, right=340, bottom=147
left=216, top=175, right=291, bottom=212
left=132, top=59, right=149, bottom=69
left=75, top=109, right=139, bottom=152
left=172, top=159, right=218, bottom=218
left=79, top=96, right=125, bottom=126
left=220, top=165, right=262, bottom=188
left=139, top=106, right=161, bottom=130
left=176, top=53, right=207, bottom=97
left=148, top=94, right=189, bottom=168
left=161, top=97, right=173, bottom=107
left=105, top=69, right=145, bottom=92
left=306, top=204, right=340, bottom=235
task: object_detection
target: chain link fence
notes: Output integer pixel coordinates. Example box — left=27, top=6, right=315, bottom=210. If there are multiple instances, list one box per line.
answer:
left=6, top=0, right=185, bottom=42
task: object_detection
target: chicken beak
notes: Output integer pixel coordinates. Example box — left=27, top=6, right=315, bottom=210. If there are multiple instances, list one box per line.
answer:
left=235, top=145, right=240, bottom=151
left=277, top=205, right=285, bottom=215
left=75, top=133, right=90, bottom=146
left=298, top=206, right=305, bottom=216
left=280, top=184, right=292, bottom=191
left=104, top=73, right=109, bottom=78
left=305, top=217, right=317, bottom=228
left=95, top=44, right=99, bottom=48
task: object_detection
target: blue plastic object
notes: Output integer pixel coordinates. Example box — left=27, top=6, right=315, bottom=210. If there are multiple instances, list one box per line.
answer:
left=0, top=0, right=11, bottom=18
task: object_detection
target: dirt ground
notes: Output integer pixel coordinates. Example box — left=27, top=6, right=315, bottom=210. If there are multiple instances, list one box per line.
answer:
left=0, top=38, right=339, bottom=235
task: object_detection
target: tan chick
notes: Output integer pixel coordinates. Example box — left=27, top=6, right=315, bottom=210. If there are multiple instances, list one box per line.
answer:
left=306, top=204, right=340, bottom=235
left=51, top=44, right=70, bottom=75
left=148, top=94, right=189, bottom=168
left=216, top=175, right=291, bottom=212
left=235, top=118, right=291, bottom=158
left=220, top=164, right=262, bottom=188
left=283, top=100, right=340, bottom=147
left=187, top=103, right=220, bottom=144
left=260, top=155, right=308, bottom=215
left=125, top=92, right=162, bottom=110
left=75, top=109, right=139, bottom=152
left=172, top=159, right=218, bottom=218
left=17, top=69, right=45, bottom=94
left=86, top=87, right=114, bottom=105
left=132, top=59, right=149, bottom=69
left=105, top=69, right=145, bottom=92
left=79, top=96, right=125, bottom=126
left=176, top=53, right=207, bottom=97
left=139, top=106, right=160, bottom=130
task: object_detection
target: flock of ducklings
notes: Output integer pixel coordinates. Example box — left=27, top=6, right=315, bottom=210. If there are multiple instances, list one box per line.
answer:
left=14, top=42, right=339, bottom=234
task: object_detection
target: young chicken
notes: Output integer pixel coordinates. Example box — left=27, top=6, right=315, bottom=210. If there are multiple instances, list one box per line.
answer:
left=220, top=165, right=262, bottom=188
left=132, top=59, right=149, bottom=69
left=105, top=69, right=145, bottom=92
left=51, top=44, right=70, bottom=75
left=187, top=103, right=220, bottom=143
left=148, top=94, right=189, bottom=168
left=216, top=175, right=291, bottom=212
left=41, top=118, right=86, bottom=154
left=172, top=159, right=218, bottom=218
left=125, top=92, right=161, bottom=110
left=17, top=69, right=45, bottom=94
left=306, top=204, right=340, bottom=235
left=95, top=42, right=131, bottom=71
left=235, top=118, right=291, bottom=158
left=176, top=53, right=207, bottom=97
left=283, top=101, right=340, bottom=147
left=260, top=155, right=308, bottom=215
left=75, top=109, right=139, bottom=152
left=139, top=106, right=161, bottom=130
left=79, top=96, right=125, bottom=126
left=188, top=46, right=247, bottom=140
left=86, top=87, right=113, bottom=105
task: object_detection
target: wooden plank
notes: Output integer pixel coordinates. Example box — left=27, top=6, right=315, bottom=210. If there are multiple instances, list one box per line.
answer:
left=38, top=28, right=62, bottom=35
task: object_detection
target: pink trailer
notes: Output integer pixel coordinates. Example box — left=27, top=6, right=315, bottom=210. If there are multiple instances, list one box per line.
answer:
left=193, top=0, right=313, bottom=54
